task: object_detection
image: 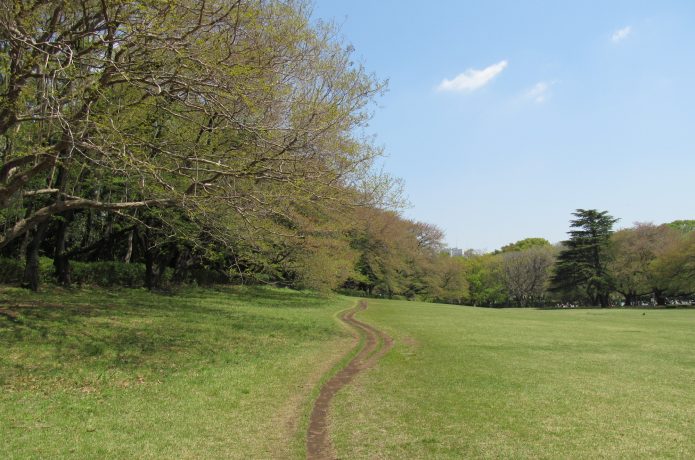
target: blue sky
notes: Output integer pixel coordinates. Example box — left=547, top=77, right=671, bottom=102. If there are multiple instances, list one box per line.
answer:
left=313, top=1, right=695, bottom=251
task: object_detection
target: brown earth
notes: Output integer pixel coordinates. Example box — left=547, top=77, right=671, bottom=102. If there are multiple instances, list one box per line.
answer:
left=306, top=300, right=393, bottom=460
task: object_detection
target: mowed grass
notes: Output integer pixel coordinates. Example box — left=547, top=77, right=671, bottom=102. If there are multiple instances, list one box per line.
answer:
left=0, top=285, right=355, bottom=459
left=331, top=299, right=695, bottom=459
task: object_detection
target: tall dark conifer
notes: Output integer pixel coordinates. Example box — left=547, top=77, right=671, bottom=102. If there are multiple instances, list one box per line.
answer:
left=551, top=209, right=618, bottom=307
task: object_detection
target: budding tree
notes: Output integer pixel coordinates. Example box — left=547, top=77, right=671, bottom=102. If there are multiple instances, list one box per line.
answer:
left=0, top=0, right=387, bottom=246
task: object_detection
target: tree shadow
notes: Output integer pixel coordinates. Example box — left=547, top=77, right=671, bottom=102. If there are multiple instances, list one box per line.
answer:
left=0, top=287, right=340, bottom=386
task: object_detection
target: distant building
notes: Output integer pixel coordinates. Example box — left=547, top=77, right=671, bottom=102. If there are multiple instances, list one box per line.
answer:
left=445, top=247, right=463, bottom=257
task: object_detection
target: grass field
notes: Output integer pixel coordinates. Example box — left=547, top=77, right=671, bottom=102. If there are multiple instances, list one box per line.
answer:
left=0, top=286, right=354, bottom=459
left=332, top=299, right=695, bottom=459
left=4, top=288, right=695, bottom=459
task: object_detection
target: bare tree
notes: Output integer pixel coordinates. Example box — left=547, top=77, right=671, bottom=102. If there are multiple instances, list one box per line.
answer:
left=502, top=246, right=556, bottom=306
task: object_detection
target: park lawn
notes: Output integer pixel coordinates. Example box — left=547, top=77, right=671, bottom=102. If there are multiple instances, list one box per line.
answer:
left=0, top=285, right=355, bottom=459
left=332, top=299, right=695, bottom=459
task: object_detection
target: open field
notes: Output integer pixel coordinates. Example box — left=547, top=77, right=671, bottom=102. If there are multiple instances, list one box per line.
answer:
left=332, top=299, right=695, bottom=459
left=4, top=288, right=695, bottom=459
left=0, top=286, right=354, bottom=459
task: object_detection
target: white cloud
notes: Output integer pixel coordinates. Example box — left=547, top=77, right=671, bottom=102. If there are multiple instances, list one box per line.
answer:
left=611, top=26, right=632, bottom=43
left=525, top=81, right=553, bottom=103
left=437, top=60, right=508, bottom=92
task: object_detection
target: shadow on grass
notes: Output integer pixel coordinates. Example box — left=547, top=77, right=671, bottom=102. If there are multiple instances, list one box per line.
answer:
left=197, top=285, right=334, bottom=309
left=0, top=286, right=340, bottom=386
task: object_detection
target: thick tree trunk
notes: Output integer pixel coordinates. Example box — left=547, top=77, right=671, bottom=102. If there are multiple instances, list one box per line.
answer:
left=18, top=231, right=31, bottom=262
left=22, top=220, right=49, bottom=291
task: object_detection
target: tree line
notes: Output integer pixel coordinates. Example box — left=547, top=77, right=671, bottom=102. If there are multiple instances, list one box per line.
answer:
left=1, top=3, right=692, bottom=307
left=0, top=0, right=452, bottom=297
left=446, top=211, right=695, bottom=308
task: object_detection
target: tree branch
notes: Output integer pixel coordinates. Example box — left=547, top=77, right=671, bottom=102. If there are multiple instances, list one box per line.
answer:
left=0, top=197, right=175, bottom=249
left=0, top=156, right=55, bottom=206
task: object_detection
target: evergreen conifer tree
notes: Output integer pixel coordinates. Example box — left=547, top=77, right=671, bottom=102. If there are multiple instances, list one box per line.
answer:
left=551, top=209, right=618, bottom=307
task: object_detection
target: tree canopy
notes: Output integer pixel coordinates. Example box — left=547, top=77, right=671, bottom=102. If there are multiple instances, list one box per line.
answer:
left=0, top=0, right=397, bottom=290
left=498, top=237, right=551, bottom=253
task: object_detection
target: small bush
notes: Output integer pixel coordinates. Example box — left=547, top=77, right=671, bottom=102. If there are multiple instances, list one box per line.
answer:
left=70, top=261, right=145, bottom=287
left=186, top=268, right=229, bottom=286
left=0, top=257, right=24, bottom=284
left=336, top=287, right=369, bottom=298
left=40, top=257, right=54, bottom=284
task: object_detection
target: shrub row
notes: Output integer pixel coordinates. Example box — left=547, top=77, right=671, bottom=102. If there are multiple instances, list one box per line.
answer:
left=0, top=257, right=230, bottom=288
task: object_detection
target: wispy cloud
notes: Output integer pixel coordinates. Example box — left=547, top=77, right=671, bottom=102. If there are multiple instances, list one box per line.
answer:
left=524, top=81, right=554, bottom=103
left=611, top=26, right=632, bottom=43
left=437, top=60, right=508, bottom=92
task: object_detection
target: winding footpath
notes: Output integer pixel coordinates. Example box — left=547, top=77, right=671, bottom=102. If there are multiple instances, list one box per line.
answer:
left=306, top=300, right=393, bottom=460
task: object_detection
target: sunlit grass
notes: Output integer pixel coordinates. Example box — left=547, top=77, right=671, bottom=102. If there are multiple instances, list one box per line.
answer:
left=332, top=300, right=695, bottom=458
left=6, top=288, right=693, bottom=459
left=0, top=285, right=354, bottom=459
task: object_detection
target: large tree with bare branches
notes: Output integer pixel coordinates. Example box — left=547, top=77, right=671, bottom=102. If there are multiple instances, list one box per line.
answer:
left=0, top=0, right=389, bottom=288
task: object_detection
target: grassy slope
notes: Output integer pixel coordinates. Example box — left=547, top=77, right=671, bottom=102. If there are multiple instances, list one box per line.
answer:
left=332, top=299, right=695, bottom=459
left=0, top=286, right=354, bottom=459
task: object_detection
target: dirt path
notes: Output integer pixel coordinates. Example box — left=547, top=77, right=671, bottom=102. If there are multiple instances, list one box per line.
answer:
left=306, top=300, right=393, bottom=460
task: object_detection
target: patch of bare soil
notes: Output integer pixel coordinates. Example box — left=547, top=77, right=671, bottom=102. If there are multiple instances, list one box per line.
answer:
left=306, top=300, right=393, bottom=460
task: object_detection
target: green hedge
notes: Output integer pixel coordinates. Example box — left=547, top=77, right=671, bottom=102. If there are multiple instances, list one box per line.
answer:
left=0, top=257, right=229, bottom=288
left=70, top=261, right=146, bottom=287
left=0, top=257, right=146, bottom=288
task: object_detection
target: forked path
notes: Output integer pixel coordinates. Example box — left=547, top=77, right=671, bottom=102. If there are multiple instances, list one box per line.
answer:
left=306, top=300, right=393, bottom=460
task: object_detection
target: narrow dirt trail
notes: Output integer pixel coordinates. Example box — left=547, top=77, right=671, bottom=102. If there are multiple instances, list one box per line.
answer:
left=306, top=300, right=393, bottom=460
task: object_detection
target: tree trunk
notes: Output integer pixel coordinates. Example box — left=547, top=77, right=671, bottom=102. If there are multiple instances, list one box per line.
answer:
left=136, top=227, right=156, bottom=291
left=172, top=247, right=191, bottom=284
left=17, top=203, right=35, bottom=260
left=124, top=229, right=134, bottom=263
left=597, top=293, right=610, bottom=308
left=81, top=190, right=99, bottom=248
left=22, top=220, right=49, bottom=291
left=623, top=292, right=635, bottom=306
left=53, top=211, right=74, bottom=286
left=81, top=209, right=93, bottom=247
left=141, top=237, right=173, bottom=290
left=144, top=249, right=155, bottom=290
left=18, top=230, right=31, bottom=262
left=155, top=253, right=169, bottom=288
left=654, top=289, right=666, bottom=306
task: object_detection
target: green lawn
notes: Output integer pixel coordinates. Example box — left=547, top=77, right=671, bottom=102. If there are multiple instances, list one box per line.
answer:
left=5, top=289, right=695, bottom=459
left=332, top=299, right=695, bottom=459
left=0, top=286, right=354, bottom=459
